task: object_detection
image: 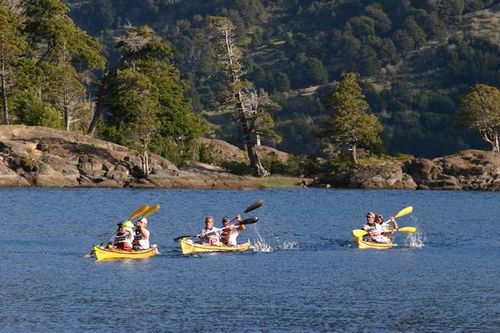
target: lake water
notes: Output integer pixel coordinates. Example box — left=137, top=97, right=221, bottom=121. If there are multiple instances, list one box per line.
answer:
left=1, top=188, right=499, bottom=332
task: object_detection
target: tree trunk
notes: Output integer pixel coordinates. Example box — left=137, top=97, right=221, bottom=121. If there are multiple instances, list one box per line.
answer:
left=350, top=145, right=358, bottom=166
left=64, top=105, right=70, bottom=131
left=1, top=60, right=9, bottom=125
left=141, top=150, right=149, bottom=177
left=241, top=116, right=268, bottom=177
left=481, top=130, right=500, bottom=153
left=87, top=81, right=105, bottom=136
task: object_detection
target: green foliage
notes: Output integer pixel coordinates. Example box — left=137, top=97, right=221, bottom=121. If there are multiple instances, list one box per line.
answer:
left=101, top=26, right=207, bottom=159
left=24, top=0, right=105, bottom=69
left=261, top=156, right=287, bottom=175
left=318, top=72, right=383, bottom=157
left=2, top=0, right=498, bottom=160
left=14, top=94, right=63, bottom=128
left=148, top=136, right=200, bottom=165
left=457, top=83, right=500, bottom=151
left=198, top=142, right=223, bottom=165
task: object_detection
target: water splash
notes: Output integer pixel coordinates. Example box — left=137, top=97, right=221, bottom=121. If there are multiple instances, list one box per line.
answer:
left=406, top=229, right=425, bottom=248
left=251, top=228, right=298, bottom=252
left=279, top=240, right=299, bottom=250
left=253, top=238, right=274, bottom=252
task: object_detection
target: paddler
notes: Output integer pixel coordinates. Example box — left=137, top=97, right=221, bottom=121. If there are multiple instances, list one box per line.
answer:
left=362, top=211, right=377, bottom=232
left=199, top=216, right=221, bottom=245
left=362, top=211, right=385, bottom=243
left=220, top=215, right=245, bottom=246
left=107, top=220, right=134, bottom=251
left=132, top=217, right=150, bottom=250
left=376, top=214, right=398, bottom=236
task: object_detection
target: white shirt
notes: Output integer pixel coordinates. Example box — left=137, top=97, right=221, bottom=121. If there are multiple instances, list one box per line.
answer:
left=134, top=229, right=150, bottom=249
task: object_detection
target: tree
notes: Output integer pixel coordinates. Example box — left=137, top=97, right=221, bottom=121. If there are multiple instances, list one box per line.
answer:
left=24, top=0, right=105, bottom=131
left=207, top=16, right=279, bottom=177
left=0, top=1, right=27, bottom=124
left=110, top=69, right=160, bottom=176
left=457, top=84, right=500, bottom=152
left=317, top=72, right=383, bottom=165
left=100, top=26, right=206, bottom=173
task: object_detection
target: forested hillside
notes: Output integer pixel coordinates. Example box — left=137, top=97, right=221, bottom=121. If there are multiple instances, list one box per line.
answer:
left=65, top=0, right=499, bottom=157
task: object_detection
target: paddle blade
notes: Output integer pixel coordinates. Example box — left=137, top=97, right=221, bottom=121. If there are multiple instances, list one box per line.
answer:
left=352, top=229, right=367, bottom=238
left=398, top=226, right=416, bottom=233
left=142, top=204, right=160, bottom=219
left=129, top=204, right=149, bottom=220
left=239, top=216, right=259, bottom=225
left=174, top=235, right=196, bottom=243
left=244, top=200, right=264, bottom=213
left=395, top=206, right=413, bottom=219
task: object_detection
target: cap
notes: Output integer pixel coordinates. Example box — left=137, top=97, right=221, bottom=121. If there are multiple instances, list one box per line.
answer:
left=121, top=220, right=134, bottom=230
left=138, top=217, right=148, bottom=224
left=222, top=216, right=231, bottom=222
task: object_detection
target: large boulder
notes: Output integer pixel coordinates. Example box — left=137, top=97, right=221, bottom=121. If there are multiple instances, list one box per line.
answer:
left=348, top=161, right=417, bottom=189
left=403, top=150, right=500, bottom=190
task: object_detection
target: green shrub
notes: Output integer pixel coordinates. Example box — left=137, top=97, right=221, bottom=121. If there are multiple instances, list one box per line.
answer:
left=220, top=161, right=251, bottom=175
left=14, top=96, right=63, bottom=128
left=261, top=156, right=287, bottom=174
left=198, top=142, right=223, bottom=165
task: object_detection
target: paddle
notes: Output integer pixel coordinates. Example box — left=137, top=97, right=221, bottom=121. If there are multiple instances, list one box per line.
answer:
left=129, top=204, right=149, bottom=221
left=393, top=206, right=413, bottom=219
left=398, top=226, right=416, bottom=233
left=242, top=199, right=264, bottom=214
left=140, top=204, right=160, bottom=220
left=174, top=216, right=259, bottom=243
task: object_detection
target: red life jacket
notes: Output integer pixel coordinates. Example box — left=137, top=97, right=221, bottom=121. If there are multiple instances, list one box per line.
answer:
left=113, top=232, right=132, bottom=251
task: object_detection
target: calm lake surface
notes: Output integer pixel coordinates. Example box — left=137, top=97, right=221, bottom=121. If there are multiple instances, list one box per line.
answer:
left=1, top=188, right=499, bottom=332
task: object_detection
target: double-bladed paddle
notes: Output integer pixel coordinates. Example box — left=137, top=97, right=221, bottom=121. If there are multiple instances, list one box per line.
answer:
left=174, top=216, right=259, bottom=243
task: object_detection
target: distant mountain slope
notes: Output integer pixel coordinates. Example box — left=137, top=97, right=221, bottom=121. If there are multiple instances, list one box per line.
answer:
left=66, top=0, right=499, bottom=158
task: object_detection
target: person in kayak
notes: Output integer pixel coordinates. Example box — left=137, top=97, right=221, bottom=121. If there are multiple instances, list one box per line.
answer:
left=362, top=211, right=377, bottom=232
left=199, top=216, right=221, bottom=245
left=132, top=217, right=150, bottom=250
left=370, top=214, right=398, bottom=243
left=362, top=212, right=386, bottom=243
left=107, top=221, right=134, bottom=251
left=220, top=215, right=246, bottom=246
left=376, top=214, right=398, bottom=235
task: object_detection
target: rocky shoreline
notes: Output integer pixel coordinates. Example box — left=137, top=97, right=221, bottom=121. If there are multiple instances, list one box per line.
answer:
left=1, top=125, right=499, bottom=191
left=315, top=150, right=500, bottom=191
left=0, top=125, right=263, bottom=189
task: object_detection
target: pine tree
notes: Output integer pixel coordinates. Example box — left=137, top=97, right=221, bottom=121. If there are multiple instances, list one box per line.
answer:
left=24, top=0, right=105, bottom=130
left=318, top=72, right=383, bottom=165
left=0, top=1, right=27, bottom=124
left=100, top=26, right=206, bottom=174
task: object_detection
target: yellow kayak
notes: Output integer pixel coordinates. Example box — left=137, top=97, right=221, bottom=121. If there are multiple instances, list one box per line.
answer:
left=352, top=235, right=393, bottom=249
left=179, top=238, right=252, bottom=255
left=93, top=245, right=158, bottom=260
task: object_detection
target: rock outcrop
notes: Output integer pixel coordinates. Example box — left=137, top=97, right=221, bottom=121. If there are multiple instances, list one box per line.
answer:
left=403, top=150, right=500, bottom=191
left=316, top=149, right=500, bottom=191
left=0, top=125, right=262, bottom=189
